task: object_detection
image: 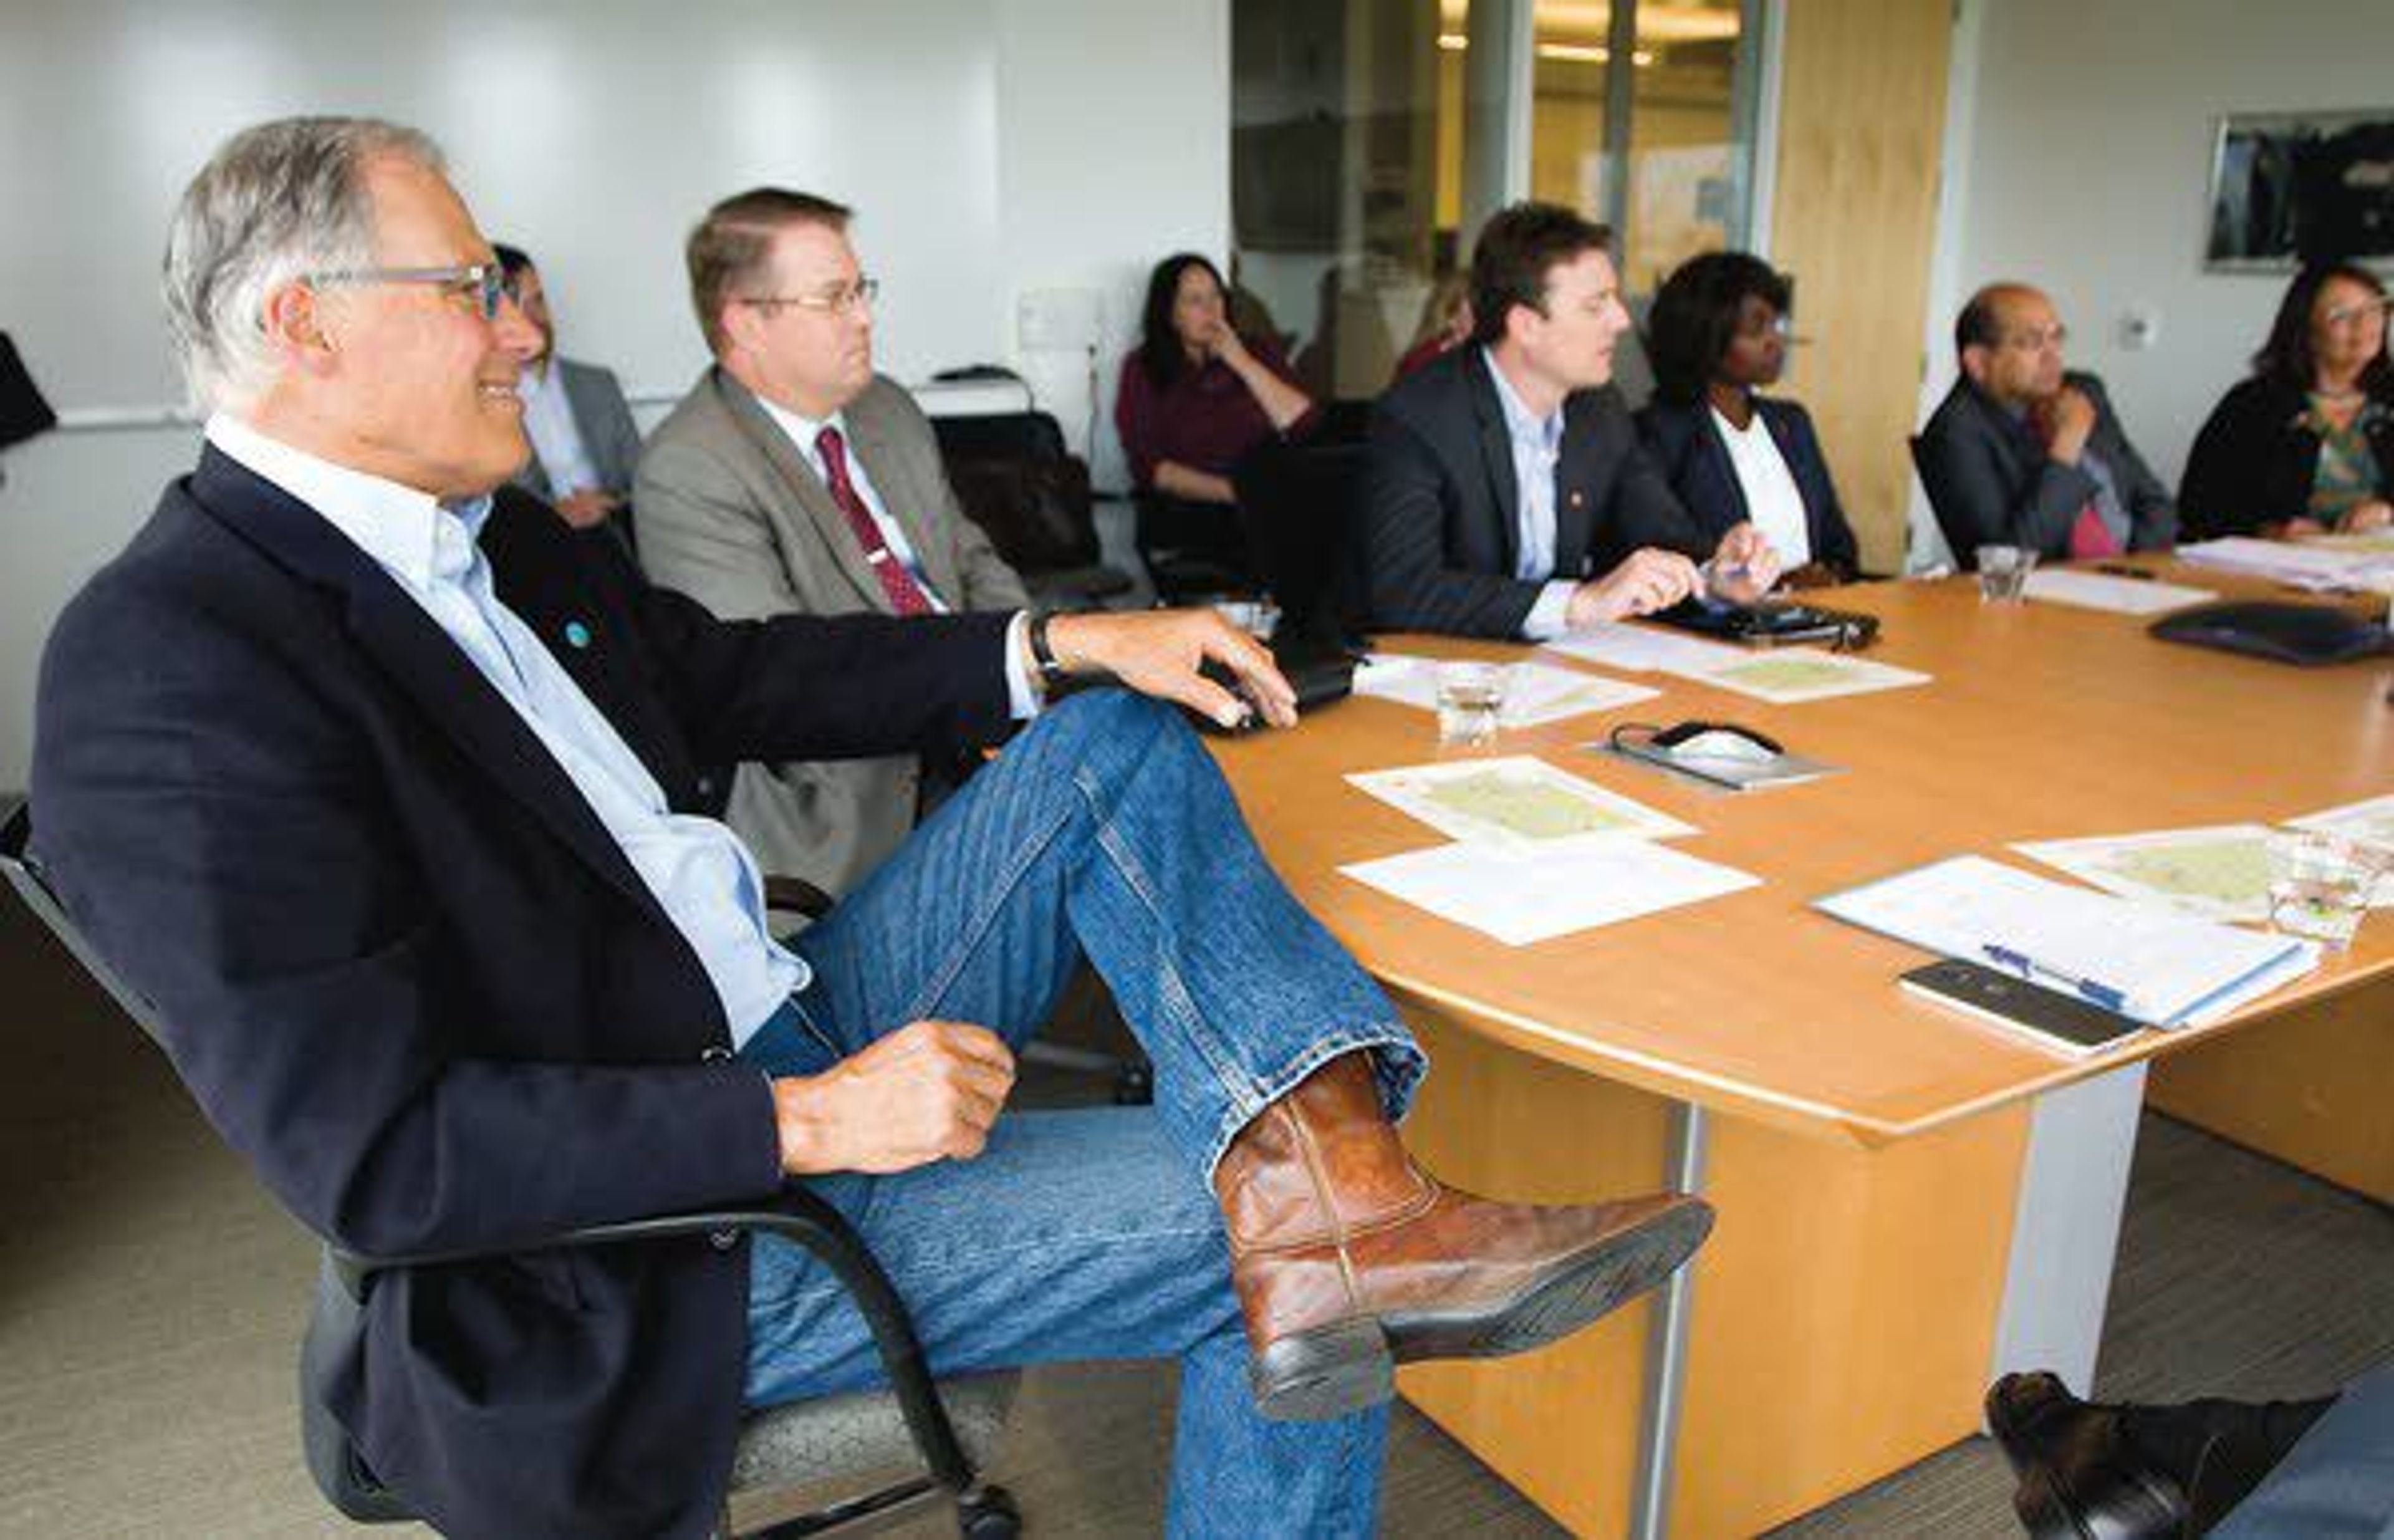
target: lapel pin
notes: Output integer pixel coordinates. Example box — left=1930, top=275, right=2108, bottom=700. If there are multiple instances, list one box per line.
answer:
left=1567, top=489, right=1585, bottom=509
left=564, top=620, right=592, bottom=650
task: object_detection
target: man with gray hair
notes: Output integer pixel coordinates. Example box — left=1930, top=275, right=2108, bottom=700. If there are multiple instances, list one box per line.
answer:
left=32, top=116, right=1709, bottom=1540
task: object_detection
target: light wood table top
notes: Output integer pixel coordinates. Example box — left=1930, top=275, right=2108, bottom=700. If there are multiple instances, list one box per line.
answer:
left=1210, top=564, right=2394, bottom=1147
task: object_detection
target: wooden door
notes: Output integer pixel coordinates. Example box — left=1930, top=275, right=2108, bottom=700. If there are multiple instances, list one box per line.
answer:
left=1770, top=0, right=1954, bottom=573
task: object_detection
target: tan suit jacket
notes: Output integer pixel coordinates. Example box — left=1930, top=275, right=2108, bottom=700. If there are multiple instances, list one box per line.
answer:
left=634, top=367, right=1027, bottom=893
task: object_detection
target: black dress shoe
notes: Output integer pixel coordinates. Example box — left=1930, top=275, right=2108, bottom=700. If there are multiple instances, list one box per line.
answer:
left=1986, top=1372, right=2190, bottom=1540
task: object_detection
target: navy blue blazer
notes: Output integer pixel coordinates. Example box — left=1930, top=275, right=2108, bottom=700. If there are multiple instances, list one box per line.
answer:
left=1360, top=344, right=1705, bottom=638
left=1633, top=395, right=1858, bottom=577
left=30, top=450, right=1014, bottom=1540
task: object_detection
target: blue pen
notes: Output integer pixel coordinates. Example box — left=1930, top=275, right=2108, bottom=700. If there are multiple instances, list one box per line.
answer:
left=1982, top=943, right=2131, bottom=1014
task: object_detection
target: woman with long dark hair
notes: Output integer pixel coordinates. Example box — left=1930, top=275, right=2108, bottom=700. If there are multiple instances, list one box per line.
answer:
left=1113, top=253, right=1313, bottom=507
left=1633, top=251, right=1857, bottom=585
left=2180, top=260, right=2393, bottom=539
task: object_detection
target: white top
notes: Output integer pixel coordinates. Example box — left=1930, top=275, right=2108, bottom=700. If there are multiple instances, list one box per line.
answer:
left=1711, top=406, right=1811, bottom=570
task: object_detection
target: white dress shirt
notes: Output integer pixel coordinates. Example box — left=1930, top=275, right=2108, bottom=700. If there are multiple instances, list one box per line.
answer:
left=1711, top=405, right=1812, bottom=569
left=519, top=359, right=603, bottom=494
left=750, top=394, right=1040, bottom=717
left=204, top=413, right=806, bottom=1047
left=1481, top=348, right=1582, bottom=640
left=754, top=397, right=946, bottom=610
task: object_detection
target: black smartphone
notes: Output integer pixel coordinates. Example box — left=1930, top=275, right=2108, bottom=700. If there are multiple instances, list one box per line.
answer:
left=1897, top=959, right=2146, bottom=1056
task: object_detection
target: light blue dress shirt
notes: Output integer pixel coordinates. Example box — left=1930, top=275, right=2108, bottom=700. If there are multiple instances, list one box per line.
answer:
left=519, top=360, right=602, bottom=495
left=204, top=413, right=806, bottom=1047
left=1479, top=348, right=1582, bottom=639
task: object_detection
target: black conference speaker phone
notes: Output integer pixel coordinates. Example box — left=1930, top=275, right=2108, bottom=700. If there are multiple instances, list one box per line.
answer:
left=2148, top=600, right=2391, bottom=667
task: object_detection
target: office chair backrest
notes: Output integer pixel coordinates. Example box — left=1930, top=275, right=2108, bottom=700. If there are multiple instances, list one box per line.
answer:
left=1, top=801, right=170, bottom=1049
left=1908, top=433, right=1981, bottom=573
left=1232, top=439, right=1370, bottom=649
left=931, top=410, right=1103, bottom=574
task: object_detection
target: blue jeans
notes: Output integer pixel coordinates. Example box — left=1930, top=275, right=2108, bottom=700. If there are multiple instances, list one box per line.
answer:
left=739, top=690, right=1425, bottom=1538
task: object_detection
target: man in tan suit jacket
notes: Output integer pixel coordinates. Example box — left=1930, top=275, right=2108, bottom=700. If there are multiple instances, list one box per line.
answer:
left=637, top=189, right=1027, bottom=894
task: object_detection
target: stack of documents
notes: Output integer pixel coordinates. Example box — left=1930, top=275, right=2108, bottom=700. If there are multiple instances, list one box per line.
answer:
left=1339, top=755, right=1757, bottom=945
left=2175, top=537, right=2394, bottom=593
left=1815, top=855, right=2318, bottom=1028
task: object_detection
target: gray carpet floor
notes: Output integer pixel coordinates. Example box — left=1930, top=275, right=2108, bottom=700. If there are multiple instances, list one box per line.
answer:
left=2, top=892, right=2386, bottom=1538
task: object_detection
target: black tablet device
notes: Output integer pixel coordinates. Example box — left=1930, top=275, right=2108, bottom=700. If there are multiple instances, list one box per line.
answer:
left=1651, top=599, right=1879, bottom=650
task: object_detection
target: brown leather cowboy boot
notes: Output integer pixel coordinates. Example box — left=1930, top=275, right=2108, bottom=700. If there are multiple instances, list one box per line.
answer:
left=1213, top=1052, right=1713, bottom=1420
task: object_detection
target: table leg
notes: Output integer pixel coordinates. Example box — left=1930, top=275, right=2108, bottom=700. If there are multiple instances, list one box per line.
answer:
left=1988, top=1063, right=2146, bottom=1398
left=1629, top=1100, right=1708, bottom=1540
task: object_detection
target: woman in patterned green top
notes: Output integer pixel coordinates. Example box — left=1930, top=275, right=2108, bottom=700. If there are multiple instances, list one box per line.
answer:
left=2180, top=261, right=2394, bottom=541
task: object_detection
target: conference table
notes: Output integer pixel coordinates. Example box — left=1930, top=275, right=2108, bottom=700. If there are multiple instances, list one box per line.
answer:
left=1204, top=560, right=2393, bottom=1539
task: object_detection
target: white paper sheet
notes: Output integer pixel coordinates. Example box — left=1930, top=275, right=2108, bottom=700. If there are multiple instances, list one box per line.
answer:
left=2175, top=536, right=2394, bottom=592
left=1346, top=755, right=1694, bottom=847
left=2021, top=569, right=2218, bottom=615
left=1542, top=622, right=1749, bottom=675
left=1814, top=854, right=2317, bottom=1027
left=2012, top=824, right=2279, bottom=922
left=1352, top=654, right=1658, bottom=728
left=1341, top=835, right=1761, bottom=946
left=1680, top=648, right=1931, bottom=705
left=2284, top=792, right=2394, bottom=855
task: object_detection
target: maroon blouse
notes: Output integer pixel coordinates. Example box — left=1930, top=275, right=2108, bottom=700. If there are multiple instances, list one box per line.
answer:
left=1113, top=336, right=1305, bottom=488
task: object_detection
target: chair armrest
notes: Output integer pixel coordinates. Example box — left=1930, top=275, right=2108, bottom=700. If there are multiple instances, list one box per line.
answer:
left=327, top=1184, right=981, bottom=1490
left=764, top=874, right=836, bottom=922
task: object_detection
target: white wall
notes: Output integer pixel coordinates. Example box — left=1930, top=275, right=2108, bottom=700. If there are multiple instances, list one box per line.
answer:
left=1913, top=0, right=2388, bottom=565
left=0, top=0, right=1228, bottom=789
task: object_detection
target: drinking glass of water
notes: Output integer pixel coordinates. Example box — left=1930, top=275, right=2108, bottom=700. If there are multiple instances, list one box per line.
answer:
left=2266, top=830, right=2389, bottom=950
left=1435, top=662, right=1507, bottom=748
left=1975, top=545, right=2037, bottom=602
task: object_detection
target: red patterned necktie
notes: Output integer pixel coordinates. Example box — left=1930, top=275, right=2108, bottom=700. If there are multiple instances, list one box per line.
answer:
left=815, top=425, right=933, bottom=616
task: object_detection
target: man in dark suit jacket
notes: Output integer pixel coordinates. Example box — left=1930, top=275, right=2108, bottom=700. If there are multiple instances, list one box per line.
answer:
left=494, top=243, right=644, bottom=539
left=1915, top=284, right=2176, bottom=569
left=1361, top=202, right=1779, bottom=640
left=30, top=119, right=1709, bottom=1540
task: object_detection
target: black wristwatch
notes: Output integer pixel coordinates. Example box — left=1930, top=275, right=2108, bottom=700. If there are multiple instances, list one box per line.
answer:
left=1027, top=609, right=1073, bottom=692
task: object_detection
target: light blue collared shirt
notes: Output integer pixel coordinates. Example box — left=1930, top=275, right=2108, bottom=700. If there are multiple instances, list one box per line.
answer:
left=519, top=359, right=603, bottom=494
left=205, top=414, right=806, bottom=1048
left=1480, top=348, right=1581, bottom=639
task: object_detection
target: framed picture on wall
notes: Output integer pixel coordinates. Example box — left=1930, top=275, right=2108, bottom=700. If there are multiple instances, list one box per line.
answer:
left=2205, top=108, right=2394, bottom=272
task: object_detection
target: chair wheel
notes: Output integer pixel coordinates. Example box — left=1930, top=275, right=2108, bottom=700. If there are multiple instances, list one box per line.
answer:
left=956, top=1483, right=1019, bottom=1539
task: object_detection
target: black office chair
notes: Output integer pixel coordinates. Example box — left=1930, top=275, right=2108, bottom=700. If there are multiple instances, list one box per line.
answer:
left=930, top=408, right=1135, bottom=609
left=1, top=800, right=1021, bottom=1540
left=1230, top=437, right=1372, bottom=657
left=1132, top=488, right=1262, bottom=606
left=1909, top=433, right=1975, bottom=572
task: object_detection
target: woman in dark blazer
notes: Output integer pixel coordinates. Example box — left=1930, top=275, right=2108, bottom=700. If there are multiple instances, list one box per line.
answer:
left=1635, top=252, right=1859, bottom=584
left=2180, top=260, right=2394, bottom=541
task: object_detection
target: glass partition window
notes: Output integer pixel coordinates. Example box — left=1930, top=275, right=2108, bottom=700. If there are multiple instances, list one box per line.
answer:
left=1230, top=0, right=1757, bottom=400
